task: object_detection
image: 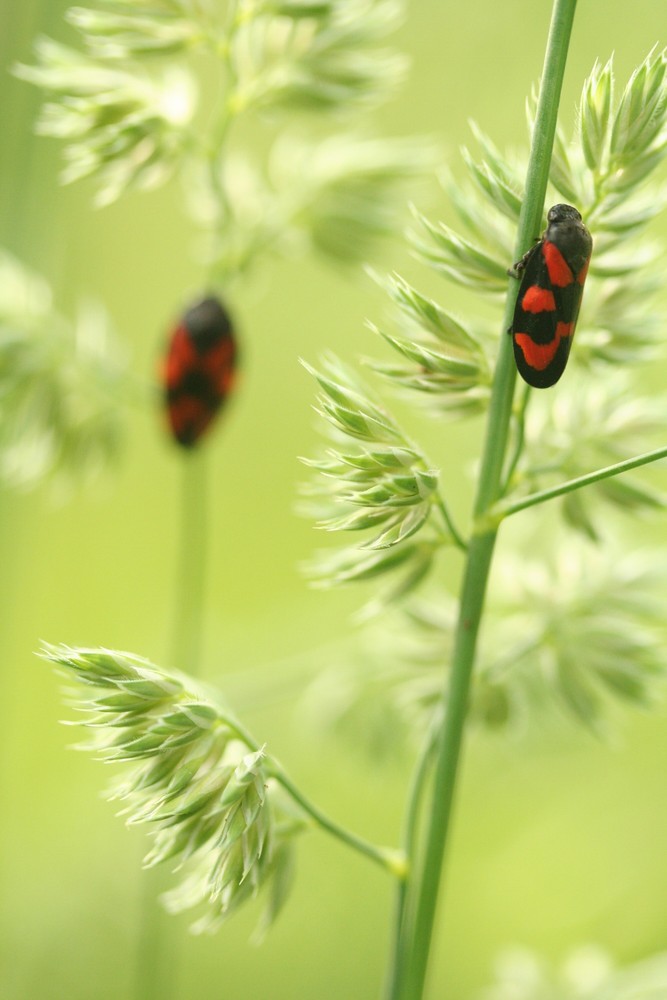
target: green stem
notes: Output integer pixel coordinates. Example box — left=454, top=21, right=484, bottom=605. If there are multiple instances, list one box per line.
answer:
left=501, top=381, right=531, bottom=493
left=171, top=449, right=209, bottom=674
left=216, top=708, right=404, bottom=874
left=200, top=0, right=241, bottom=281
left=435, top=496, right=468, bottom=552
left=494, top=444, right=667, bottom=520
left=385, top=719, right=440, bottom=998
left=133, top=451, right=210, bottom=1000
left=134, top=871, right=179, bottom=1000
left=270, top=766, right=406, bottom=875
left=387, top=3, right=580, bottom=997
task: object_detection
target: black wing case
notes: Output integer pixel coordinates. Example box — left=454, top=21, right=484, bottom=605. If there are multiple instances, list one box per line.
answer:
left=511, top=242, right=581, bottom=389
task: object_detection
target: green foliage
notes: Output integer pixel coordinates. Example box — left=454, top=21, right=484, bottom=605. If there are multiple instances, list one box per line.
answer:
left=301, top=355, right=459, bottom=612
left=301, top=541, right=667, bottom=739
left=301, top=46, right=667, bottom=735
left=549, top=48, right=667, bottom=235
left=0, top=252, right=126, bottom=491
left=368, top=270, right=492, bottom=417
left=65, top=2, right=201, bottom=58
left=189, top=132, right=435, bottom=274
left=608, top=47, right=667, bottom=189
left=279, top=135, right=436, bottom=264
left=481, top=545, right=667, bottom=728
left=30, top=19, right=667, bottom=988
left=230, top=0, right=407, bottom=113
left=480, top=946, right=667, bottom=1000
left=16, top=0, right=430, bottom=267
left=520, top=377, right=667, bottom=539
left=42, top=645, right=303, bottom=933
left=15, top=38, right=194, bottom=206
left=10, top=0, right=431, bottom=489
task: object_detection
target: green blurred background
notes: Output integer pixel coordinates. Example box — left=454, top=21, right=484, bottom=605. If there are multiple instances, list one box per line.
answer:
left=2, top=2, right=667, bottom=998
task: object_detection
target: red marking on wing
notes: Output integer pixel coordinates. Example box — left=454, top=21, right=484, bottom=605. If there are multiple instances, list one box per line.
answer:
left=577, top=257, right=590, bottom=285
left=164, top=326, right=197, bottom=389
left=162, top=298, right=238, bottom=447
left=168, top=397, right=213, bottom=446
left=543, top=241, right=573, bottom=287
left=514, top=322, right=573, bottom=371
left=521, top=285, right=556, bottom=313
left=204, top=337, right=237, bottom=395
left=163, top=329, right=236, bottom=400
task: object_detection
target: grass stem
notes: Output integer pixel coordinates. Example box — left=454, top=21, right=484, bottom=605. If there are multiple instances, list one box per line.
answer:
left=133, top=449, right=210, bottom=1000
left=496, top=445, right=667, bottom=520
left=386, top=2, right=580, bottom=996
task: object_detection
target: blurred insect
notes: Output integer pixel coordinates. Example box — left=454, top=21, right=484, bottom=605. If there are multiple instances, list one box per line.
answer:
left=163, top=295, right=238, bottom=447
left=510, top=203, right=592, bottom=388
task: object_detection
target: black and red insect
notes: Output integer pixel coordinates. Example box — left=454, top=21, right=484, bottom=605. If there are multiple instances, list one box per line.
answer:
left=510, top=203, right=592, bottom=389
left=163, top=295, right=238, bottom=447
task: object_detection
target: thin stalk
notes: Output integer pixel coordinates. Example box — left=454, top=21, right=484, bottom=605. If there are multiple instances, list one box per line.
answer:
left=501, top=382, right=531, bottom=493
left=133, top=8, right=238, bottom=991
left=133, top=450, right=211, bottom=1000
left=387, top=3, right=580, bottom=997
left=385, top=718, right=440, bottom=998
left=494, top=444, right=667, bottom=520
left=221, top=711, right=405, bottom=873
left=171, top=449, right=209, bottom=675
left=390, top=532, right=495, bottom=1000
left=435, top=496, right=468, bottom=552
left=133, top=874, right=178, bottom=1000
left=271, top=766, right=406, bottom=875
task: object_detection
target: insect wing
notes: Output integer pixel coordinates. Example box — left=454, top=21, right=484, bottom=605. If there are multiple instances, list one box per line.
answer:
left=511, top=204, right=592, bottom=389
left=163, top=297, right=238, bottom=447
left=512, top=240, right=582, bottom=389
